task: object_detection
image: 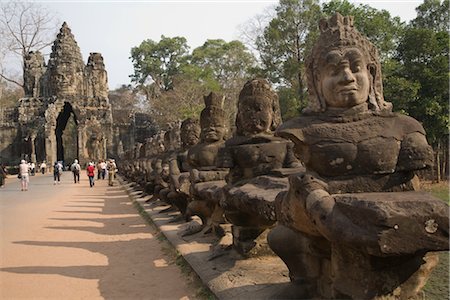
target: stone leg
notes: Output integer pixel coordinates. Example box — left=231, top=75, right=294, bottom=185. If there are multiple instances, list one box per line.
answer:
left=186, top=199, right=213, bottom=226
left=331, top=244, right=440, bottom=299
left=267, top=225, right=332, bottom=298
left=167, top=191, right=189, bottom=218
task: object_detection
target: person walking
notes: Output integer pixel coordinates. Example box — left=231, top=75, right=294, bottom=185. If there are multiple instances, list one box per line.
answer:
left=53, top=161, right=63, bottom=185
left=107, top=159, right=117, bottom=186
left=40, top=161, right=47, bottom=174
left=96, top=161, right=102, bottom=180
left=100, top=160, right=107, bottom=180
left=30, top=162, right=36, bottom=176
left=0, top=163, right=7, bottom=188
left=71, top=159, right=81, bottom=183
left=19, top=160, right=30, bottom=191
left=86, top=162, right=95, bottom=187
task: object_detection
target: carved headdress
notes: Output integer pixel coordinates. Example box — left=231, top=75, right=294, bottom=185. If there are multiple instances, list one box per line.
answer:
left=236, top=78, right=281, bottom=135
left=200, top=92, right=226, bottom=129
left=180, top=117, right=200, bottom=147
left=305, top=13, right=392, bottom=113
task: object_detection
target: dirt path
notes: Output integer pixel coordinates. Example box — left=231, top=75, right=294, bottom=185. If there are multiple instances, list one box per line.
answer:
left=0, top=172, right=199, bottom=299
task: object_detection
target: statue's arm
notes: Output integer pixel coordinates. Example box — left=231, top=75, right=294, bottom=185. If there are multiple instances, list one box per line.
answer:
left=397, top=132, right=433, bottom=172
left=296, top=174, right=376, bottom=247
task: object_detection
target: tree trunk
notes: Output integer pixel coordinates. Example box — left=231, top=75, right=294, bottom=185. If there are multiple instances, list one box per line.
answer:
left=436, top=140, right=441, bottom=183
left=295, top=33, right=304, bottom=108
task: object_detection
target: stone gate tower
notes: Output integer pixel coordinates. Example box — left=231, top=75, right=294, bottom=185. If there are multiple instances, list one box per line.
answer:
left=16, top=22, right=113, bottom=166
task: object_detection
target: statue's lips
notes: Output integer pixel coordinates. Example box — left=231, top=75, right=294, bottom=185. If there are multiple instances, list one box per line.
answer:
left=338, top=86, right=358, bottom=93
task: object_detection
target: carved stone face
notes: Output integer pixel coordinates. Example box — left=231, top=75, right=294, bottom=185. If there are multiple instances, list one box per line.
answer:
left=181, top=123, right=200, bottom=147
left=201, top=122, right=226, bottom=143
left=237, top=96, right=272, bottom=135
left=319, top=48, right=370, bottom=109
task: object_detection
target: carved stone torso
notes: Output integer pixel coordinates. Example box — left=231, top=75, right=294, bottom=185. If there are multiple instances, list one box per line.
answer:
left=221, top=135, right=298, bottom=185
left=277, top=112, right=433, bottom=179
left=187, top=141, right=224, bottom=170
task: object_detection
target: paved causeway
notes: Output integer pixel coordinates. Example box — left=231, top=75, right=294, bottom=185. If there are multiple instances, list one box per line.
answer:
left=0, top=171, right=197, bottom=299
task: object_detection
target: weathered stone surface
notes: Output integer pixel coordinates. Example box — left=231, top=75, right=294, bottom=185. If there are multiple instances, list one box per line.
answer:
left=219, top=78, right=302, bottom=256
left=185, top=92, right=229, bottom=232
left=1, top=22, right=119, bottom=166
left=268, top=13, right=449, bottom=299
left=24, top=51, right=45, bottom=98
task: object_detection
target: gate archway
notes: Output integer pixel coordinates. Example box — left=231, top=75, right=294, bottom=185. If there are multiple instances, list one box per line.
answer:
left=55, top=102, right=78, bottom=165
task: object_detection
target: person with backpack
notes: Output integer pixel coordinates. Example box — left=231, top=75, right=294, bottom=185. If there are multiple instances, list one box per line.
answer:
left=71, top=159, right=81, bottom=183
left=107, top=159, right=117, bottom=186
left=53, top=161, right=63, bottom=185
left=86, top=162, right=96, bottom=187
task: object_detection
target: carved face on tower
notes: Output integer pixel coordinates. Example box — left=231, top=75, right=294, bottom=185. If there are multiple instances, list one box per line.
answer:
left=236, top=79, right=281, bottom=136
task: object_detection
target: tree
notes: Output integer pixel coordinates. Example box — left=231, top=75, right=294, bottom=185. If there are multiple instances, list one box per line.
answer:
left=150, top=75, right=207, bottom=125
left=108, top=84, right=142, bottom=111
left=389, top=0, right=449, bottom=181
left=237, top=6, right=276, bottom=53
left=322, top=0, right=404, bottom=60
left=256, top=0, right=322, bottom=114
left=411, top=0, right=449, bottom=31
left=129, top=35, right=190, bottom=96
left=190, top=39, right=256, bottom=89
left=189, top=39, right=258, bottom=125
left=0, top=2, right=58, bottom=89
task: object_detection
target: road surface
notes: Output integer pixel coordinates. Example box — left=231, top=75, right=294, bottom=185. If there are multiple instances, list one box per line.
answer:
left=0, top=171, right=198, bottom=299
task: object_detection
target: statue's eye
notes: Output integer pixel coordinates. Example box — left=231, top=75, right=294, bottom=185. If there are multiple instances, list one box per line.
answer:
left=351, top=61, right=363, bottom=72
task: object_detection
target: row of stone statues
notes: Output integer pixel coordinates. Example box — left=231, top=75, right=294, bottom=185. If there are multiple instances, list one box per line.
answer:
left=120, top=13, right=449, bottom=299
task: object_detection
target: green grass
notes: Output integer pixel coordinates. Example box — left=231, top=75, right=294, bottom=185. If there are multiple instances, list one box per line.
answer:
left=430, top=185, right=450, bottom=203
left=422, top=181, right=450, bottom=300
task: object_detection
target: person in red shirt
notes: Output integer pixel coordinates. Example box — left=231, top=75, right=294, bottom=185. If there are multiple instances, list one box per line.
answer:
left=86, top=162, right=96, bottom=187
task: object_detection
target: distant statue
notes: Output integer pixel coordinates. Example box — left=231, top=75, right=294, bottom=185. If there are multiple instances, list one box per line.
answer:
left=268, top=13, right=449, bottom=299
left=218, top=78, right=302, bottom=256
left=165, top=117, right=201, bottom=219
left=183, top=92, right=229, bottom=236
left=23, top=51, right=45, bottom=98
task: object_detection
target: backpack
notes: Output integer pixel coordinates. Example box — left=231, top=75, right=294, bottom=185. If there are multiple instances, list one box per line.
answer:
left=71, top=163, right=80, bottom=172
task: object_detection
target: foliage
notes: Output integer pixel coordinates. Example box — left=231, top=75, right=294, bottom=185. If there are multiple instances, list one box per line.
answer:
left=0, top=2, right=58, bottom=89
left=148, top=74, right=207, bottom=125
left=411, top=0, right=449, bottom=31
left=322, top=0, right=404, bottom=60
left=130, top=36, right=190, bottom=92
left=255, top=0, right=322, bottom=116
left=190, top=39, right=256, bottom=90
left=395, top=19, right=449, bottom=145
left=189, top=39, right=257, bottom=126
left=129, top=37, right=257, bottom=129
left=109, top=84, right=137, bottom=110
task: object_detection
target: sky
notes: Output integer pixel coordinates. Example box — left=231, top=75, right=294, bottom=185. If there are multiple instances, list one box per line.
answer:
left=9, top=0, right=424, bottom=89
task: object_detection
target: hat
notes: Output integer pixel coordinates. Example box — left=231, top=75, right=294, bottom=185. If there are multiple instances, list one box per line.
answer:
left=21, top=160, right=26, bottom=164
left=74, top=159, right=78, bottom=163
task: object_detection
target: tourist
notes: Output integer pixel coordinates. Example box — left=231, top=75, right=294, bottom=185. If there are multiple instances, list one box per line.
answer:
left=53, top=161, right=63, bottom=185
left=100, top=160, right=107, bottom=180
left=30, top=162, right=36, bottom=176
left=86, top=162, right=95, bottom=187
left=40, top=161, right=47, bottom=174
left=96, top=161, right=102, bottom=180
left=70, top=159, right=81, bottom=183
left=0, top=163, right=7, bottom=188
left=107, top=159, right=117, bottom=186
left=19, top=159, right=30, bottom=191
